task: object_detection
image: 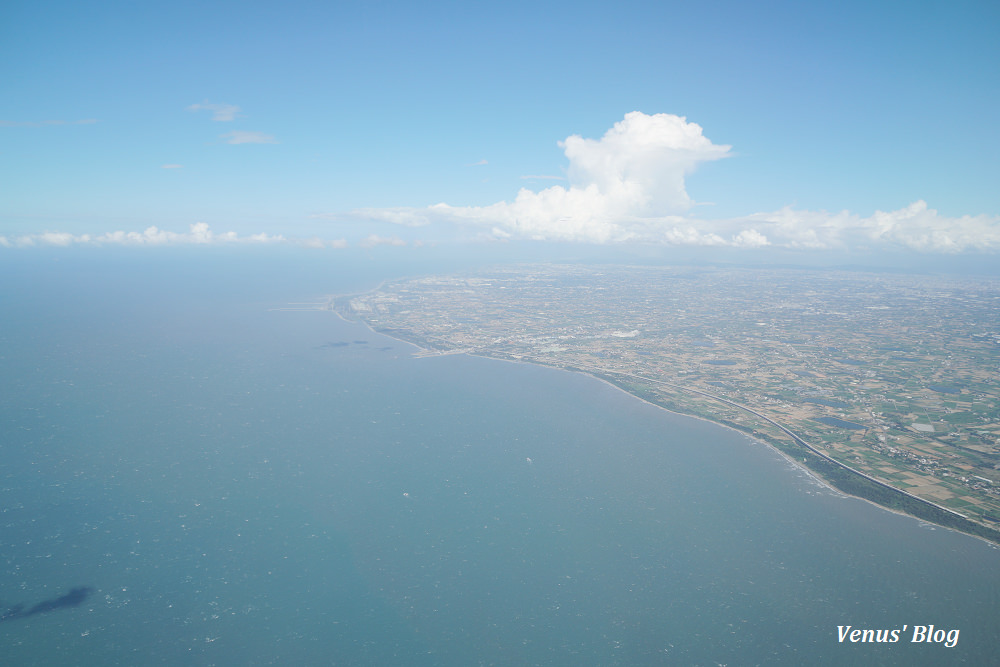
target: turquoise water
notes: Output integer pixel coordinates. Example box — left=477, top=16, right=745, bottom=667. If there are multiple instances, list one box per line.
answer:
left=1, top=252, right=998, bottom=665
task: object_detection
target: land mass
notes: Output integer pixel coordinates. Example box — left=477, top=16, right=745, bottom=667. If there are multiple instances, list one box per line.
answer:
left=332, top=263, right=1000, bottom=544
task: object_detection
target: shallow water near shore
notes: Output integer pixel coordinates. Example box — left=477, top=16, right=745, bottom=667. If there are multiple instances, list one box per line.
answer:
left=1, top=252, right=997, bottom=665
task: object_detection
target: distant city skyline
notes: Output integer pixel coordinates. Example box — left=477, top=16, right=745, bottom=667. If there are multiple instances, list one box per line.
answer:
left=2, top=1, right=998, bottom=257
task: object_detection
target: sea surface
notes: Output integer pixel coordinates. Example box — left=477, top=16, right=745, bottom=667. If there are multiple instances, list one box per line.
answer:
left=1, top=250, right=998, bottom=666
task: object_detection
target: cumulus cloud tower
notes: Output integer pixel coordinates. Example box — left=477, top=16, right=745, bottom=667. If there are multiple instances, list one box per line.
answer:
left=409, top=112, right=734, bottom=243
left=561, top=111, right=731, bottom=214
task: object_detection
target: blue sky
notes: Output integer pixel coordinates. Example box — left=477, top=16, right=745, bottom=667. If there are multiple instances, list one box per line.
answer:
left=2, top=0, right=998, bottom=256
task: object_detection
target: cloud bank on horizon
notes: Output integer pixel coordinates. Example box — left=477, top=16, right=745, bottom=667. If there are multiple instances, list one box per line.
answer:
left=0, top=223, right=288, bottom=248
left=4, top=112, right=997, bottom=254
left=349, top=112, right=999, bottom=253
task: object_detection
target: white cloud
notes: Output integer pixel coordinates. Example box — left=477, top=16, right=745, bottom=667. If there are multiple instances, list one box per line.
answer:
left=5, top=223, right=287, bottom=248
left=220, top=131, right=278, bottom=145
left=247, top=232, right=286, bottom=243
left=161, top=163, right=183, bottom=169
left=359, top=234, right=406, bottom=248
left=353, top=112, right=731, bottom=243
left=561, top=111, right=730, bottom=213
left=345, top=112, right=999, bottom=253
left=301, top=237, right=349, bottom=249
left=187, top=101, right=241, bottom=122
left=40, top=232, right=88, bottom=246
left=741, top=201, right=1000, bottom=253
left=7, top=112, right=997, bottom=256
left=332, top=208, right=431, bottom=227
left=732, top=228, right=770, bottom=248
left=467, top=159, right=488, bottom=166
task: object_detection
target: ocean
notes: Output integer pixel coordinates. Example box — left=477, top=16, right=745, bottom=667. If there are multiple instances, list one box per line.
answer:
left=1, top=250, right=997, bottom=665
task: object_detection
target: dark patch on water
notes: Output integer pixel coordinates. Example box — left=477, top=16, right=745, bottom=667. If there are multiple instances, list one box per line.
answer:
left=1, top=587, right=93, bottom=623
left=320, top=340, right=372, bottom=349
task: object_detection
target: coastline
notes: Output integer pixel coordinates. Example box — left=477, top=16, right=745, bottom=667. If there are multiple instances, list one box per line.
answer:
left=558, top=364, right=1000, bottom=548
left=330, top=299, right=1000, bottom=547
left=486, top=354, right=1000, bottom=547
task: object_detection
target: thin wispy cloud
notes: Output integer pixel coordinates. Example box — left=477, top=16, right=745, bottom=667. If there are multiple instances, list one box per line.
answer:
left=359, top=234, right=406, bottom=248
left=220, top=131, right=278, bottom=145
left=467, top=159, right=488, bottom=166
left=161, top=164, right=183, bottom=169
left=315, top=208, right=430, bottom=227
left=0, top=119, right=97, bottom=127
left=302, top=237, right=349, bottom=249
left=187, top=101, right=241, bottom=121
